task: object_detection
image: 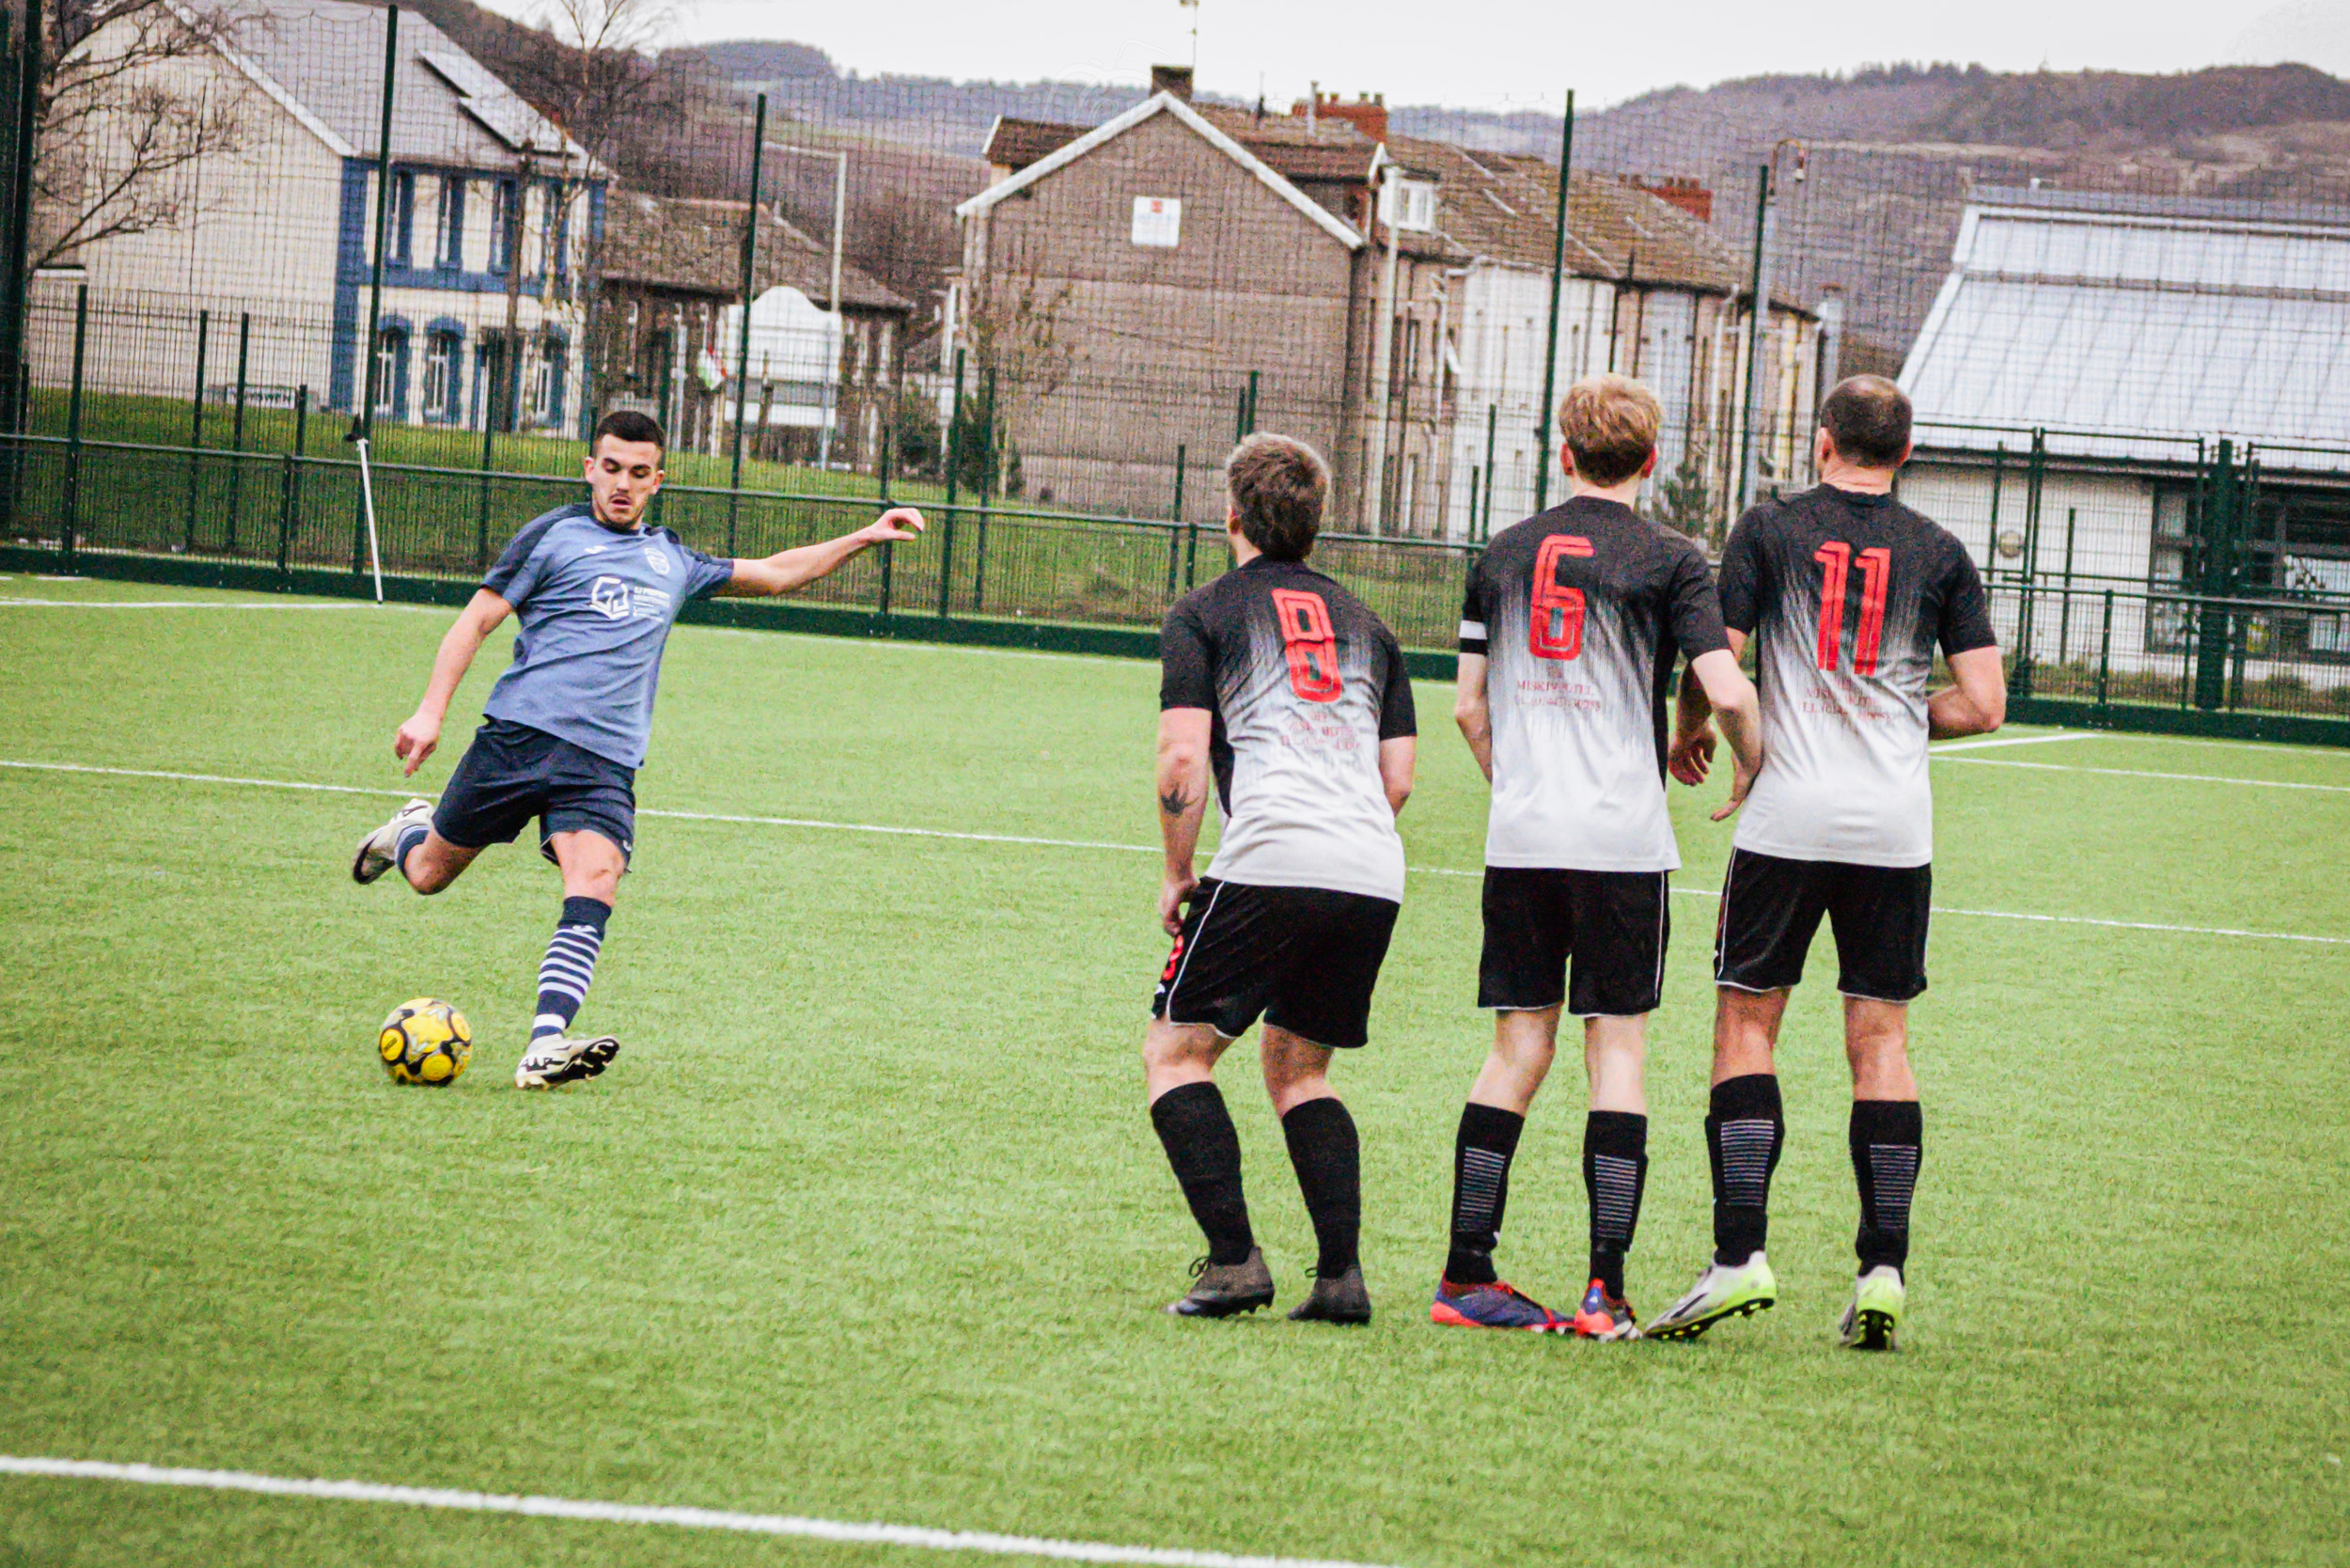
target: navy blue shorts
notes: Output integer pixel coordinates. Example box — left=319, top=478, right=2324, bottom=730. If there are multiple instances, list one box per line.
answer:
left=433, top=718, right=636, bottom=863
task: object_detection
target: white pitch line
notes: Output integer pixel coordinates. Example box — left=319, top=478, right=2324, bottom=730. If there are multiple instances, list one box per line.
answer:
left=1928, top=730, right=2098, bottom=753
left=0, top=597, right=445, bottom=613
left=1932, top=756, right=2350, bottom=793
left=0, top=1456, right=1405, bottom=1568
left=3, top=758, right=2344, bottom=946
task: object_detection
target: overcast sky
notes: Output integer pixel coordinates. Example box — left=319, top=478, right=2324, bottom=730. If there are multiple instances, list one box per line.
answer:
left=479, top=0, right=2350, bottom=111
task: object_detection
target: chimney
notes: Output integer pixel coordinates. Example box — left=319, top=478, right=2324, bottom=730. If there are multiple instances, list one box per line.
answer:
left=1290, top=89, right=1386, bottom=143
left=1151, top=64, right=1194, bottom=102
left=1626, top=175, right=1713, bottom=224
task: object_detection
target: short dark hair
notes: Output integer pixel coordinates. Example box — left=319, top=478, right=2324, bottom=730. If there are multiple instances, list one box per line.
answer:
left=592, top=409, right=666, bottom=459
left=1559, top=374, right=1661, bottom=487
left=1820, top=375, right=1911, bottom=469
left=1226, top=433, right=1328, bottom=560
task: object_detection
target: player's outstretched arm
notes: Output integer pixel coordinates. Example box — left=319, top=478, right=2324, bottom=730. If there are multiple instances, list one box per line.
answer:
left=1929, top=646, right=2007, bottom=739
left=1155, top=707, right=1213, bottom=936
left=1687, top=646, right=1764, bottom=821
left=394, top=588, right=512, bottom=776
left=721, top=508, right=924, bottom=597
left=1452, top=653, right=1494, bottom=782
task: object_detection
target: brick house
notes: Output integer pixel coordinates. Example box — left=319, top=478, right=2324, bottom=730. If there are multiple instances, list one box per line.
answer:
left=954, top=72, right=1820, bottom=536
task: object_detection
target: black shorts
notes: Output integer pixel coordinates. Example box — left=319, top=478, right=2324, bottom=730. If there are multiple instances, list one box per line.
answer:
left=1713, top=848, right=1931, bottom=1002
left=434, top=718, right=636, bottom=863
left=1478, top=866, right=1670, bottom=1018
left=1152, top=878, right=1401, bottom=1050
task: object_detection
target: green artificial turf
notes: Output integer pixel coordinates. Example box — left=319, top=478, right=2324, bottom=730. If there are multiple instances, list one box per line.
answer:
left=0, top=575, right=2345, bottom=1567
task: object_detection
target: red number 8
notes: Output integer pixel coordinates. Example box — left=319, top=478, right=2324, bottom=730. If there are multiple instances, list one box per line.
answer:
left=1529, top=535, right=1592, bottom=661
left=1270, top=588, right=1343, bottom=702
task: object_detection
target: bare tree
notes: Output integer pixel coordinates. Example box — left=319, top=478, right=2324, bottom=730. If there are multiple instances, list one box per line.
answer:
left=30, top=0, right=253, bottom=271
left=960, top=265, right=1077, bottom=494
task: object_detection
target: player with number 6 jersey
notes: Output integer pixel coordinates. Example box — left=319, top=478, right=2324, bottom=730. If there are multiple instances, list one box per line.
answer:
left=1434, top=376, right=1762, bottom=1341
left=1650, top=375, right=2006, bottom=1350
left=1141, top=433, right=1416, bottom=1327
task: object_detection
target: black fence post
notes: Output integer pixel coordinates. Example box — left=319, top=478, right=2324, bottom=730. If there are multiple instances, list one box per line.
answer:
left=276, top=452, right=297, bottom=574
left=876, top=412, right=894, bottom=618
left=186, top=307, right=208, bottom=553
left=937, top=347, right=963, bottom=618
left=62, top=283, right=86, bottom=557
left=2096, top=588, right=2114, bottom=711
left=2193, top=438, right=2235, bottom=711
left=972, top=367, right=995, bottom=614
left=1165, top=442, right=1186, bottom=596
left=227, top=310, right=250, bottom=554
left=294, top=384, right=308, bottom=456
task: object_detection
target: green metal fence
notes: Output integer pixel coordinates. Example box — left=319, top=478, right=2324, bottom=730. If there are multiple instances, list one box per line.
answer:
left=7, top=426, right=2346, bottom=745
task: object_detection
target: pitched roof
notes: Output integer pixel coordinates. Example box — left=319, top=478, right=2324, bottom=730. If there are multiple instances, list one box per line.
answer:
left=600, top=192, right=914, bottom=313
left=958, top=93, right=1364, bottom=250
left=186, top=0, right=599, bottom=173
left=983, top=104, right=1381, bottom=189
left=1384, top=135, right=1757, bottom=296
left=1901, top=192, right=2350, bottom=468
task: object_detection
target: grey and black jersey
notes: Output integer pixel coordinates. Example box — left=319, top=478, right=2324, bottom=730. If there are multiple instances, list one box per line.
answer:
left=1716, top=485, right=1998, bottom=868
left=1160, top=557, right=1417, bottom=903
left=1459, top=497, right=1730, bottom=872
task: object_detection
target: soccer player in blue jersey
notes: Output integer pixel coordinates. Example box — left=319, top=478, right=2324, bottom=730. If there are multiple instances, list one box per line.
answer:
left=350, top=410, right=922, bottom=1088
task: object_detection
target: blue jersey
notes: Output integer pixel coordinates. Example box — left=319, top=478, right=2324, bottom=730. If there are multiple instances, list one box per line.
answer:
left=478, top=502, right=734, bottom=767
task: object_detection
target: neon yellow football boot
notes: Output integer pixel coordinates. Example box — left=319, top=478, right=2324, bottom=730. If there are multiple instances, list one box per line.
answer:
left=1644, top=1252, right=1778, bottom=1341
left=1838, top=1265, right=1905, bottom=1352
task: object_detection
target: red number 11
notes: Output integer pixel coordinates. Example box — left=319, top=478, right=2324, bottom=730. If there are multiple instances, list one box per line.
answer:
left=1813, top=542, right=1890, bottom=674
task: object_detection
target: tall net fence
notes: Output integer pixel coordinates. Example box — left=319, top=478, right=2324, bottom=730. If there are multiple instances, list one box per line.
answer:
left=0, top=1, right=2346, bottom=725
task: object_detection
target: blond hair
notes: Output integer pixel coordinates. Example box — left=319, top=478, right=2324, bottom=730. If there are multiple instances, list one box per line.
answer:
left=1558, top=374, right=1662, bottom=487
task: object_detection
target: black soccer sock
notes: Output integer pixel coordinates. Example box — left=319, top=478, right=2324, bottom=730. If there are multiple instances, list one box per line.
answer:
left=1706, top=1074, right=1785, bottom=1266
left=1583, top=1110, right=1648, bottom=1298
left=534, top=895, right=611, bottom=1043
left=1281, top=1096, right=1362, bottom=1280
left=1850, top=1099, right=1923, bottom=1274
left=1445, top=1103, right=1525, bottom=1284
left=1150, top=1082, right=1256, bottom=1267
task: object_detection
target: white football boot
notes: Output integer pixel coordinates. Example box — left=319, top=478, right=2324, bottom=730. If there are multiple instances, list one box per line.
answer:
left=514, top=1034, right=621, bottom=1090
left=352, top=798, right=434, bottom=885
left=1838, top=1265, right=1906, bottom=1352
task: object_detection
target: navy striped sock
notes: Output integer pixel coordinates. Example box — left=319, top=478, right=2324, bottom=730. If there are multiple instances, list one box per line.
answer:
left=534, top=896, right=610, bottom=1042
left=393, top=823, right=431, bottom=882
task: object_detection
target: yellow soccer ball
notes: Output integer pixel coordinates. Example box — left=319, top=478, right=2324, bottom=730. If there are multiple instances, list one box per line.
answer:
left=377, top=997, right=473, bottom=1086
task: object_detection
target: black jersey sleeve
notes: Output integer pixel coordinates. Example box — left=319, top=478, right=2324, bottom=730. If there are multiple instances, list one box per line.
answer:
left=1458, top=555, right=1493, bottom=656
left=1937, top=544, right=1998, bottom=656
left=1664, top=541, right=1732, bottom=660
left=1715, top=509, right=1767, bottom=635
left=1377, top=625, right=1418, bottom=740
left=1159, top=597, right=1216, bottom=711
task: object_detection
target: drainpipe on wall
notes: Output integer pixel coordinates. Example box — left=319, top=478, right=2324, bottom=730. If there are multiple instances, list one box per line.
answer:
left=1364, top=153, right=1402, bottom=537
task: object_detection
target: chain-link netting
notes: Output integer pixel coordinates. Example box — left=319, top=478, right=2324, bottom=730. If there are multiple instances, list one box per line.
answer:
left=2, top=4, right=2347, bottom=721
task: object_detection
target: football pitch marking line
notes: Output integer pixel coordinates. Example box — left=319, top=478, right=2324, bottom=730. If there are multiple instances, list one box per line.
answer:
left=1928, top=731, right=2098, bottom=752
left=0, top=596, right=441, bottom=612
left=1931, top=756, right=2350, bottom=792
left=0, top=1457, right=1404, bottom=1568
left=5, top=758, right=2347, bottom=947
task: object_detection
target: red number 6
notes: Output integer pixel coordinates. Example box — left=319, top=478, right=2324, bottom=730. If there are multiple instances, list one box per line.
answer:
left=1529, top=535, right=1592, bottom=661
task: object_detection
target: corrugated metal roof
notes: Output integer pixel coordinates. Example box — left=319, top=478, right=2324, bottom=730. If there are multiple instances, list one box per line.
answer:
left=1900, top=196, right=2350, bottom=470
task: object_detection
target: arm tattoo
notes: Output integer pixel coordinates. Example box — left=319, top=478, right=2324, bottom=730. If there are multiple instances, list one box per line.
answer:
left=1159, top=786, right=1189, bottom=818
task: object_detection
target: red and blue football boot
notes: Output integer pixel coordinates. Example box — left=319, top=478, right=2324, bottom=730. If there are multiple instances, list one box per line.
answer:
left=1430, top=1277, right=1571, bottom=1332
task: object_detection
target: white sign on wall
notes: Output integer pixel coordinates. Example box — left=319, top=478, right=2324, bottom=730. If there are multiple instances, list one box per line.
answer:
left=1131, top=196, right=1183, bottom=248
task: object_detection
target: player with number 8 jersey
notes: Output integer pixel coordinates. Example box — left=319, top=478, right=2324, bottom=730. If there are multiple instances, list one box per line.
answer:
left=1142, top=434, right=1417, bottom=1326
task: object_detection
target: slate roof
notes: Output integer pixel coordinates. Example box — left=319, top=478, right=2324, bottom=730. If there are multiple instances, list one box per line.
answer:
left=195, top=0, right=600, bottom=173
left=600, top=192, right=913, bottom=313
left=1900, top=188, right=2350, bottom=469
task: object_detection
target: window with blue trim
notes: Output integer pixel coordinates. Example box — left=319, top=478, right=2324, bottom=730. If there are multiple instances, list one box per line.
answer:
left=422, top=330, right=461, bottom=421
left=490, top=179, right=518, bottom=274
left=391, top=171, right=415, bottom=266
left=530, top=335, right=567, bottom=427
left=434, top=177, right=463, bottom=270
left=372, top=327, right=410, bottom=420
